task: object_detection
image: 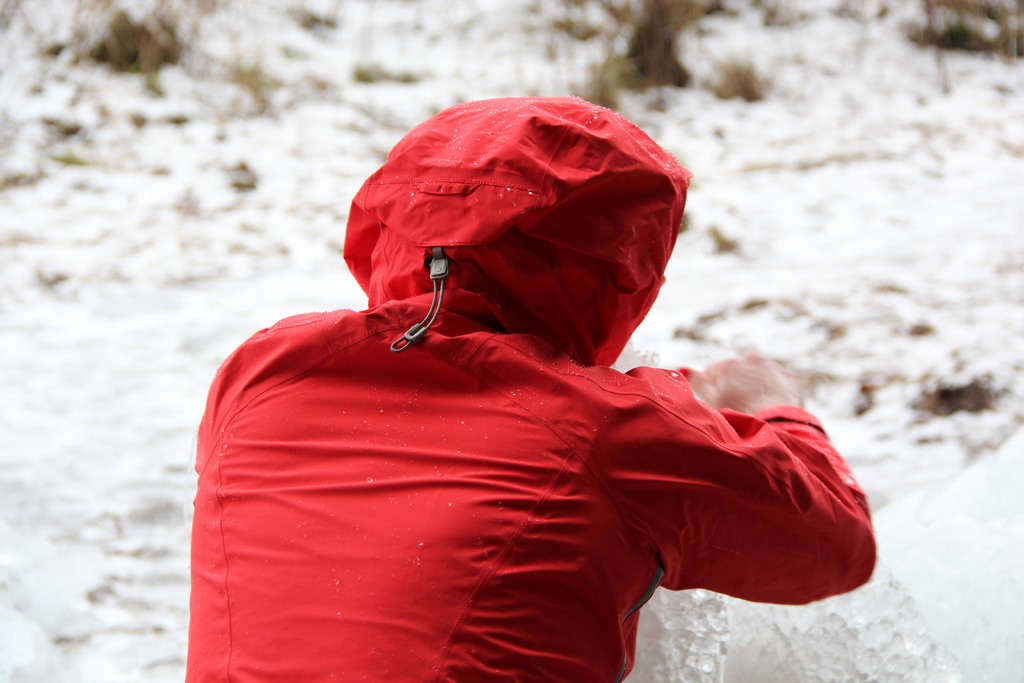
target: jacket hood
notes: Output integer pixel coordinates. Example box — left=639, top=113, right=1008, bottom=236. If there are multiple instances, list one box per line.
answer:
left=344, top=96, right=691, bottom=366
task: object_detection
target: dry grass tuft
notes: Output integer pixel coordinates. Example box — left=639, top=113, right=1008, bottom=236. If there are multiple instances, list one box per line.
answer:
left=914, top=375, right=1000, bottom=415
left=352, top=63, right=422, bottom=84
left=87, top=8, right=182, bottom=74
left=710, top=59, right=769, bottom=101
left=707, top=225, right=741, bottom=253
left=229, top=59, right=281, bottom=111
left=623, top=0, right=694, bottom=89
left=559, top=0, right=725, bottom=108
left=908, top=0, right=1023, bottom=57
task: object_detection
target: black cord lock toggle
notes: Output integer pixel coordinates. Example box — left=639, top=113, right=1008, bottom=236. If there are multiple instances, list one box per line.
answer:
left=390, top=247, right=450, bottom=353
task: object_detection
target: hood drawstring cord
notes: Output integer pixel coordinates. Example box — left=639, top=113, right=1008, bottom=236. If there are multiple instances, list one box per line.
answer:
left=390, top=247, right=450, bottom=353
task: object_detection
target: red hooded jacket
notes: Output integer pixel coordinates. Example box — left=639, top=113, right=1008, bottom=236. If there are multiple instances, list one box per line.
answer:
left=187, top=97, right=875, bottom=682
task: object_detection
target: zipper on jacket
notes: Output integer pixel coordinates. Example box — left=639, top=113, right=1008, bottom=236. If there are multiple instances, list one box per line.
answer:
left=614, top=562, right=665, bottom=683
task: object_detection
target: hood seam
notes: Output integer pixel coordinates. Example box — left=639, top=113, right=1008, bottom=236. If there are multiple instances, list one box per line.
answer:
left=368, top=178, right=539, bottom=192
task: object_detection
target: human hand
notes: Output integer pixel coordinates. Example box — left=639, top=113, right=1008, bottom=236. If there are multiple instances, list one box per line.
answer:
left=686, top=353, right=804, bottom=414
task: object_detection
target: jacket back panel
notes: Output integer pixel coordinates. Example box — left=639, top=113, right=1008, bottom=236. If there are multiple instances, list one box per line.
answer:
left=188, top=305, right=658, bottom=682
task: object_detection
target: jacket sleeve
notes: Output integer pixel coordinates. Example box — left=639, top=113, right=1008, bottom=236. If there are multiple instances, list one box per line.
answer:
left=602, top=366, right=876, bottom=605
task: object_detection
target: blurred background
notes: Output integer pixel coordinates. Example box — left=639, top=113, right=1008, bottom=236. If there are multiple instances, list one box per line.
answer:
left=1, top=1, right=1022, bottom=681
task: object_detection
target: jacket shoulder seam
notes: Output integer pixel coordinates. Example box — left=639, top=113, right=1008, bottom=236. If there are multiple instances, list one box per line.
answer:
left=202, top=321, right=400, bottom=465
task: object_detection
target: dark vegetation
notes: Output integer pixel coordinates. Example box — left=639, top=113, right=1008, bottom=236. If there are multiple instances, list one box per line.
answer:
left=550, top=0, right=1022, bottom=106
left=909, top=0, right=1023, bottom=57
left=86, top=9, right=183, bottom=74
left=3, top=0, right=1015, bottom=110
left=915, top=376, right=1000, bottom=416
left=555, top=0, right=726, bottom=107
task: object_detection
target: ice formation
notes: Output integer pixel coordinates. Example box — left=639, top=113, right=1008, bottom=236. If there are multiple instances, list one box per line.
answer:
left=632, top=426, right=1024, bottom=682
left=0, top=521, right=96, bottom=683
left=633, top=562, right=959, bottom=683
left=719, top=562, right=960, bottom=683
left=633, top=588, right=729, bottom=683
left=874, top=427, right=1024, bottom=682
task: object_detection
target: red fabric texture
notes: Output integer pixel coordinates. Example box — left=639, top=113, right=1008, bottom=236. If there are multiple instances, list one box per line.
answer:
left=187, top=97, right=875, bottom=682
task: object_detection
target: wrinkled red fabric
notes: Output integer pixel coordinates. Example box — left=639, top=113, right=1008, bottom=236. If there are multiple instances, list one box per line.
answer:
left=188, top=97, right=875, bottom=682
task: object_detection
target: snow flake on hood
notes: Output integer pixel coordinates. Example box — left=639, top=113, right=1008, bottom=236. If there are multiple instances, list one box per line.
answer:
left=344, top=96, right=691, bottom=366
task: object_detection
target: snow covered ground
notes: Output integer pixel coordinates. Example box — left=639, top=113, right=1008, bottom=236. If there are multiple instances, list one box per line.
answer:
left=1, top=0, right=1022, bottom=680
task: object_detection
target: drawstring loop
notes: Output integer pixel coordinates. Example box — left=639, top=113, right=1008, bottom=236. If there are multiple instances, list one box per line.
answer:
left=390, top=247, right=450, bottom=353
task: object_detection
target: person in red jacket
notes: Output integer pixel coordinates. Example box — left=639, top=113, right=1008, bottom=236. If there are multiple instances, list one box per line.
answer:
left=187, top=96, right=875, bottom=682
